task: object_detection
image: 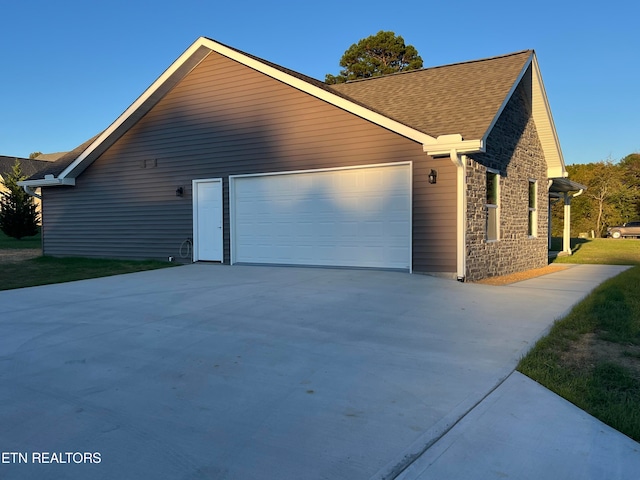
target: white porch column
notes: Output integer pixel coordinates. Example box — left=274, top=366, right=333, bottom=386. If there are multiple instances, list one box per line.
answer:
left=563, top=192, right=572, bottom=255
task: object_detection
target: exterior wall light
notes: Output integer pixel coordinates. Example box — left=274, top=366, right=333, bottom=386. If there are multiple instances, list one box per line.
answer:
left=176, top=187, right=184, bottom=197
left=428, top=169, right=438, bottom=184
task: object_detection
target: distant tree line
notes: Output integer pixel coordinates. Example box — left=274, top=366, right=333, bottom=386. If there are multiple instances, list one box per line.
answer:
left=551, top=153, right=640, bottom=237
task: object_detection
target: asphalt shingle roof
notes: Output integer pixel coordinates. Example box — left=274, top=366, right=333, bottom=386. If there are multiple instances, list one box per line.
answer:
left=0, top=156, right=54, bottom=179
left=329, top=50, right=532, bottom=140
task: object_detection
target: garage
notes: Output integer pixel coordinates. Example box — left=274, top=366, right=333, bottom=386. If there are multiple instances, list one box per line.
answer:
left=230, top=163, right=411, bottom=269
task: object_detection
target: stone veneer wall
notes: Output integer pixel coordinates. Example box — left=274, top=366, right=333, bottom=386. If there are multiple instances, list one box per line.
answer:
left=465, top=80, right=549, bottom=281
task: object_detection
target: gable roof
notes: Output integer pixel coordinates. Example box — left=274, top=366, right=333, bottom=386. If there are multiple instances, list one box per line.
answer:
left=21, top=37, right=566, bottom=186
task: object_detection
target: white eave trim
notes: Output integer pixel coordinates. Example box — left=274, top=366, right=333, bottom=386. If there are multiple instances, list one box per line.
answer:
left=424, top=136, right=484, bottom=156
left=18, top=177, right=75, bottom=187
left=55, top=37, right=444, bottom=181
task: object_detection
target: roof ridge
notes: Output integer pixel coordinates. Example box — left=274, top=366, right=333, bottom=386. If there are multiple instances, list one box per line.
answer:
left=202, top=36, right=327, bottom=87
left=338, top=49, right=534, bottom=85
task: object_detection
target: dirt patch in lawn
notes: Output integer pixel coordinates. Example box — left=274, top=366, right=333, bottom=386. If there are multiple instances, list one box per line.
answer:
left=0, top=249, right=41, bottom=264
left=475, top=264, right=571, bottom=286
left=561, top=332, right=640, bottom=381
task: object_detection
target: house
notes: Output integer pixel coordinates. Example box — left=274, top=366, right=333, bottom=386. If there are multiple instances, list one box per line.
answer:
left=0, top=155, right=55, bottom=222
left=32, top=152, right=68, bottom=162
left=20, top=37, right=575, bottom=281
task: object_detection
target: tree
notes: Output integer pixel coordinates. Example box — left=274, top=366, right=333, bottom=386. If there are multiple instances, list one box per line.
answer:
left=0, top=159, right=39, bottom=239
left=29, top=151, right=42, bottom=159
left=620, top=153, right=640, bottom=217
left=325, top=31, right=423, bottom=84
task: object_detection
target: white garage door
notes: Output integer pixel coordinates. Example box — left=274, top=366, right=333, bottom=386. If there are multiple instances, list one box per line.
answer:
left=231, top=163, right=411, bottom=269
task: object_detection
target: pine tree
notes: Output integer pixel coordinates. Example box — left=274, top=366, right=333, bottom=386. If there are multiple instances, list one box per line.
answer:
left=325, top=31, right=423, bottom=84
left=0, top=159, right=39, bottom=239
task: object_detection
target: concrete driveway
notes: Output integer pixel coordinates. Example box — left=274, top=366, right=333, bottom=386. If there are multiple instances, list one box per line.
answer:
left=0, top=264, right=632, bottom=479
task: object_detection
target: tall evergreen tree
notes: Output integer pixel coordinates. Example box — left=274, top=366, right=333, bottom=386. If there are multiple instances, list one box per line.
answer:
left=0, top=159, right=39, bottom=239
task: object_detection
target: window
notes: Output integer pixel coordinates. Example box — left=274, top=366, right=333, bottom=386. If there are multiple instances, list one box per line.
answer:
left=528, top=180, right=537, bottom=237
left=486, top=170, right=499, bottom=241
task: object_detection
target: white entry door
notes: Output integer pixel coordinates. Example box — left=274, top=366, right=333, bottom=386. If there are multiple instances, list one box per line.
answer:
left=230, top=163, right=411, bottom=269
left=193, top=178, right=223, bottom=262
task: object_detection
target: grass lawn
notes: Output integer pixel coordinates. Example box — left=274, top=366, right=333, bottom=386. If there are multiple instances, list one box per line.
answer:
left=0, top=256, right=175, bottom=291
left=0, top=230, right=175, bottom=291
left=519, top=237, right=640, bottom=441
left=550, top=237, right=640, bottom=265
left=0, top=229, right=41, bottom=249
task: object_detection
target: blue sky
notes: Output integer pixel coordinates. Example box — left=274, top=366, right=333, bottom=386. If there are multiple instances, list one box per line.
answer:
left=1, top=0, right=638, bottom=165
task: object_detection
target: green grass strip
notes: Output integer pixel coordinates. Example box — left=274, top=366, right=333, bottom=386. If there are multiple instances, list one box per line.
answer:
left=0, top=229, right=41, bottom=249
left=0, top=256, right=175, bottom=291
left=518, top=265, right=640, bottom=441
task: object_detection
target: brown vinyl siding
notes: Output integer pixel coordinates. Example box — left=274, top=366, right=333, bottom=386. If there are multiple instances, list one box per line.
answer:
left=41, top=51, right=457, bottom=273
left=412, top=156, right=457, bottom=270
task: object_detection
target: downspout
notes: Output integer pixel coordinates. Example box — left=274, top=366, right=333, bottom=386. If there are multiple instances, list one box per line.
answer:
left=562, top=189, right=584, bottom=255
left=22, top=185, right=42, bottom=199
left=450, top=149, right=466, bottom=281
left=547, top=180, right=553, bottom=250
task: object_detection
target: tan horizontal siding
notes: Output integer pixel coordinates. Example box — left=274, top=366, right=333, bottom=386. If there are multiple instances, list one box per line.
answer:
left=42, top=51, right=457, bottom=272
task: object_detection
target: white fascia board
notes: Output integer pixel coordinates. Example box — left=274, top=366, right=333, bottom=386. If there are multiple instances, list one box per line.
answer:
left=18, top=177, right=75, bottom=187
left=56, top=36, right=441, bottom=181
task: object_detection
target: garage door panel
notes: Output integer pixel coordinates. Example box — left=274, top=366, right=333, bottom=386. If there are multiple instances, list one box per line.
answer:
left=232, top=164, right=410, bottom=269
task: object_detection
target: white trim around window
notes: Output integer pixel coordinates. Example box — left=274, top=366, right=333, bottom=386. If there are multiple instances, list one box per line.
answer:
left=486, top=168, right=500, bottom=242
left=528, top=179, right=538, bottom=237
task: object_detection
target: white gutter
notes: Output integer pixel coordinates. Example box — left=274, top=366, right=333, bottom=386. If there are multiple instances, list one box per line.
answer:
left=423, top=136, right=484, bottom=156
left=22, top=185, right=42, bottom=199
left=18, top=175, right=75, bottom=188
left=450, top=150, right=467, bottom=281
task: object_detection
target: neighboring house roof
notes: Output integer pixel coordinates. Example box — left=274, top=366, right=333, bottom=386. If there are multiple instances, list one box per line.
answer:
left=21, top=37, right=567, bottom=186
left=27, top=135, right=102, bottom=180
left=0, top=155, right=53, bottom=179
left=33, top=152, right=68, bottom=162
